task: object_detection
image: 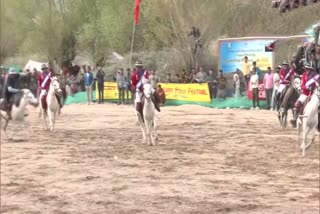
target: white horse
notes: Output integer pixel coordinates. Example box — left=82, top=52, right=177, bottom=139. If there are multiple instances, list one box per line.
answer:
left=134, top=83, right=158, bottom=146
left=39, top=76, right=62, bottom=132
left=298, top=83, right=320, bottom=156
left=0, top=89, right=38, bottom=139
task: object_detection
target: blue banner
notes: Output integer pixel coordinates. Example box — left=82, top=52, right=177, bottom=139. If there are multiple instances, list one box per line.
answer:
left=219, top=39, right=275, bottom=73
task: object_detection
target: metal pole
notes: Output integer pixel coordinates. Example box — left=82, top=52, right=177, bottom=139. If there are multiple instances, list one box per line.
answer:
left=129, top=22, right=136, bottom=68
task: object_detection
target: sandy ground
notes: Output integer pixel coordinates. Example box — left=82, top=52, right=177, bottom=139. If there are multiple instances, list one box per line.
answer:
left=0, top=103, right=319, bottom=214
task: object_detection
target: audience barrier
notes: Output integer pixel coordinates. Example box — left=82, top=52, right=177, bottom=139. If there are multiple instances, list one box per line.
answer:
left=65, top=82, right=267, bottom=109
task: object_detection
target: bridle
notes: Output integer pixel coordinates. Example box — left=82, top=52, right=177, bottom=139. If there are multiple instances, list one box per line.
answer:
left=292, top=75, right=301, bottom=94
left=50, top=77, right=61, bottom=95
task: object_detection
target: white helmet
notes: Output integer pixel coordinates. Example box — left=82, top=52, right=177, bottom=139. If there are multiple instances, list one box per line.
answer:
left=8, top=68, right=18, bottom=74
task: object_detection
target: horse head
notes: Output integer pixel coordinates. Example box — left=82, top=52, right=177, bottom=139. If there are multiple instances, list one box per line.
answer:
left=21, top=89, right=38, bottom=107
left=50, top=76, right=62, bottom=96
left=143, top=83, right=153, bottom=100
left=292, top=75, right=301, bottom=93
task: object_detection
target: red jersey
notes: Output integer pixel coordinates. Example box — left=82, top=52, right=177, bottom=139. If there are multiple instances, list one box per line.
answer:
left=38, top=71, right=53, bottom=90
left=280, top=68, right=295, bottom=85
left=130, top=70, right=138, bottom=91
left=301, top=71, right=318, bottom=96
left=132, top=69, right=150, bottom=92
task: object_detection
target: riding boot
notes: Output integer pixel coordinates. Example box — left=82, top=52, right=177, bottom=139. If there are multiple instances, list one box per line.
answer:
left=136, top=102, right=144, bottom=122
left=276, top=93, right=281, bottom=111
left=290, top=101, right=301, bottom=128
left=152, top=92, right=161, bottom=112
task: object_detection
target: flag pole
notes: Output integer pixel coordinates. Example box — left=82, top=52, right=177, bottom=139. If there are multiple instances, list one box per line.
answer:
left=129, top=22, right=136, bottom=67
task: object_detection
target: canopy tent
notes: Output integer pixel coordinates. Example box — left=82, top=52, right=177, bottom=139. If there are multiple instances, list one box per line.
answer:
left=24, top=60, right=47, bottom=72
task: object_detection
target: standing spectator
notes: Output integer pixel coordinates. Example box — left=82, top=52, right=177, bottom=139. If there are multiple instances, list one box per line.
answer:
left=217, top=70, right=227, bottom=99
left=233, top=69, right=241, bottom=98
left=179, top=69, right=186, bottom=83
left=252, top=61, right=262, bottom=80
left=84, top=66, right=94, bottom=105
left=271, top=65, right=281, bottom=110
left=116, top=69, right=126, bottom=105
left=157, top=84, right=166, bottom=106
left=79, top=73, right=85, bottom=92
left=125, top=68, right=132, bottom=104
left=96, top=67, right=105, bottom=104
left=263, top=67, right=274, bottom=109
left=149, top=69, right=159, bottom=89
left=242, top=56, right=251, bottom=87
left=250, top=68, right=259, bottom=110
left=0, top=66, right=5, bottom=98
left=206, top=69, right=215, bottom=99
left=130, top=68, right=137, bottom=103
left=195, top=66, right=207, bottom=83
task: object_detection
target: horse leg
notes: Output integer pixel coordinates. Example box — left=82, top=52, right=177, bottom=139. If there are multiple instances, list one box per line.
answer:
left=43, top=111, right=48, bottom=130
left=1, top=116, right=10, bottom=140
left=301, top=122, right=311, bottom=156
left=297, top=119, right=302, bottom=149
left=305, top=127, right=316, bottom=150
left=47, top=110, right=53, bottom=132
left=152, top=120, right=158, bottom=145
left=137, top=114, right=146, bottom=144
left=52, top=112, right=56, bottom=132
left=145, top=120, right=150, bottom=145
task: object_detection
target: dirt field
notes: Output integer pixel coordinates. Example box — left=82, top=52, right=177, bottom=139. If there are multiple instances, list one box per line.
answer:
left=1, top=104, right=319, bottom=214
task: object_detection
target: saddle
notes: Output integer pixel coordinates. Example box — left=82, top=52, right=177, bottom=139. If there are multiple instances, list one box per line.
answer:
left=41, top=94, right=62, bottom=111
left=135, top=92, right=161, bottom=121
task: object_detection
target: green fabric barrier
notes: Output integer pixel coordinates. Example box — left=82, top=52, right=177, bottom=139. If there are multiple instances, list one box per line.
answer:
left=65, top=91, right=267, bottom=109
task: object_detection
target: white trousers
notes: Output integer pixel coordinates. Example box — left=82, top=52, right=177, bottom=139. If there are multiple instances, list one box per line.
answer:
left=277, top=84, right=287, bottom=94
left=134, top=87, right=155, bottom=103
left=40, top=89, right=47, bottom=97
left=297, top=94, right=308, bottom=104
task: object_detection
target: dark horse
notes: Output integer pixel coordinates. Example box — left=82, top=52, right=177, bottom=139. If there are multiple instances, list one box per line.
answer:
left=277, top=75, right=301, bottom=128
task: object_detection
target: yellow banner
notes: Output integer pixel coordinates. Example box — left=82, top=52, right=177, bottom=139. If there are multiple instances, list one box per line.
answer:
left=96, top=82, right=131, bottom=100
left=161, top=83, right=210, bottom=103
left=97, top=82, right=210, bottom=103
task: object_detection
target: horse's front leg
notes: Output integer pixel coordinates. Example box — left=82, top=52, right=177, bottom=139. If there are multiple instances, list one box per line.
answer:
left=1, top=116, right=10, bottom=140
left=145, top=120, right=151, bottom=146
left=152, top=119, right=157, bottom=145
left=51, top=112, right=56, bottom=132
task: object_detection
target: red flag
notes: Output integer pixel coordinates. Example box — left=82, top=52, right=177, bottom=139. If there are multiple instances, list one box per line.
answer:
left=134, top=0, right=141, bottom=25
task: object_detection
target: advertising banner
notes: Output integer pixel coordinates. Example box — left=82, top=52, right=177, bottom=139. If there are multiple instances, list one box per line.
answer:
left=219, top=39, right=275, bottom=73
left=97, top=82, right=211, bottom=103
left=161, top=83, right=211, bottom=103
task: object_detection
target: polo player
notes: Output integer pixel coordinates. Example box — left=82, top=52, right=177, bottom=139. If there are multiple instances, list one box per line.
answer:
left=276, top=61, right=296, bottom=108
left=1, top=68, right=21, bottom=119
left=38, top=64, right=62, bottom=114
left=132, top=61, right=160, bottom=116
left=291, top=63, right=319, bottom=127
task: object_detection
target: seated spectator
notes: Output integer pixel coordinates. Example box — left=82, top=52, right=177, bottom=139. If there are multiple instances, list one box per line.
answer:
left=180, top=69, right=189, bottom=83
left=157, top=84, right=166, bottom=105
left=189, top=68, right=197, bottom=83
left=195, top=66, right=207, bottom=83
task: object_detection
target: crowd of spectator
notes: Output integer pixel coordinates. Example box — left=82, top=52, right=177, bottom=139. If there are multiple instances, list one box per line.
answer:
left=0, top=57, right=282, bottom=109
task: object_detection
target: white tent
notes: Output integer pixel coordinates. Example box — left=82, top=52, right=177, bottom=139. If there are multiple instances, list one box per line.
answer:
left=24, top=60, right=47, bottom=72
